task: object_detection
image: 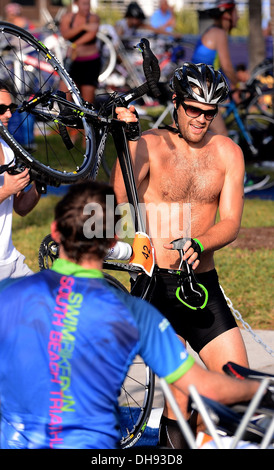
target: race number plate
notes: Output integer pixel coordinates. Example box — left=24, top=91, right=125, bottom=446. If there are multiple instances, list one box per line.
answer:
left=129, top=232, right=155, bottom=276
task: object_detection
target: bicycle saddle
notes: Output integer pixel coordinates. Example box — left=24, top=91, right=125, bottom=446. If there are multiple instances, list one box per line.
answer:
left=223, top=362, right=274, bottom=381
left=170, top=238, right=208, bottom=310
left=224, top=362, right=274, bottom=415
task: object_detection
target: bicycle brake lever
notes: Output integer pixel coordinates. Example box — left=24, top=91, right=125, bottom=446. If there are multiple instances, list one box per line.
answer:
left=170, top=238, right=208, bottom=310
left=0, top=159, right=26, bottom=175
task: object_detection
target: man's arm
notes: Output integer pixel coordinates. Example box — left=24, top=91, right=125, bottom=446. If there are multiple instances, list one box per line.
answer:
left=110, top=106, right=150, bottom=204
left=215, top=29, right=239, bottom=88
left=188, top=137, right=245, bottom=257
left=13, top=182, right=40, bottom=217
left=173, top=362, right=259, bottom=407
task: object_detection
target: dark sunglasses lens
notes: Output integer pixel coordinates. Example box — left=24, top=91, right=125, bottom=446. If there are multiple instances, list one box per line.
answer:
left=0, top=105, right=7, bottom=115
left=0, top=104, right=17, bottom=115
left=186, top=106, right=201, bottom=118
left=185, top=105, right=217, bottom=121
left=10, top=104, right=17, bottom=114
left=204, top=110, right=216, bottom=120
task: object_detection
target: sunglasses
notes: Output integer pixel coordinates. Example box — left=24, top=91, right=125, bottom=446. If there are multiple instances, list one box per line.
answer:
left=0, top=103, right=17, bottom=115
left=181, top=102, right=218, bottom=121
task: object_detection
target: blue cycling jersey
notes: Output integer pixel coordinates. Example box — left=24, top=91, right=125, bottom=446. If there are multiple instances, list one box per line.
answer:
left=191, top=37, right=220, bottom=70
left=0, top=259, right=194, bottom=449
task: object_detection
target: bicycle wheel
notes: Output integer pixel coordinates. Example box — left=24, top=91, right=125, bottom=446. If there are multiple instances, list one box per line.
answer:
left=97, top=30, right=117, bottom=84
left=103, top=272, right=155, bottom=449
left=226, top=113, right=274, bottom=162
left=0, top=21, right=96, bottom=186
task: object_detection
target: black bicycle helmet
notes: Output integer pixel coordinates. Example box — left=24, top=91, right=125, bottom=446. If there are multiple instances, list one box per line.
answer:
left=170, top=62, right=229, bottom=105
left=214, top=1, right=236, bottom=10
left=209, top=1, right=236, bottom=18
left=125, top=2, right=146, bottom=20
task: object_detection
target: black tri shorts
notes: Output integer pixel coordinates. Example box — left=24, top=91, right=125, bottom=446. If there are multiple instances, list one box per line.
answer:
left=131, top=269, right=237, bottom=354
left=70, top=56, right=101, bottom=87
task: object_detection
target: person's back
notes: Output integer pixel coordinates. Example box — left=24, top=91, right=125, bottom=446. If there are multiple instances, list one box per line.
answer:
left=0, top=264, right=185, bottom=449
left=191, top=25, right=221, bottom=70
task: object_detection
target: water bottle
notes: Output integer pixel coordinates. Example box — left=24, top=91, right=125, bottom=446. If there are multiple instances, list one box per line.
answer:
left=105, top=241, right=132, bottom=260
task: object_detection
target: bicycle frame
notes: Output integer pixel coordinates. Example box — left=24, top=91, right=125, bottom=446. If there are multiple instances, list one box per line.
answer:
left=219, top=98, right=258, bottom=156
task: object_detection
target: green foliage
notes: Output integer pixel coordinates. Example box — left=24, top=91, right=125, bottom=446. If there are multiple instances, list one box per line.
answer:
left=96, top=7, right=122, bottom=26
left=174, top=9, right=199, bottom=35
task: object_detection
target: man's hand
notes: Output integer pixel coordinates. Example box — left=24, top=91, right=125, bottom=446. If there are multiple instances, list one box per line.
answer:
left=3, top=167, right=30, bottom=196
left=115, top=105, right=141, bottom=141
left=115, top=105, right=138, bottom=123
left=164, top=237, right=203, bottom=270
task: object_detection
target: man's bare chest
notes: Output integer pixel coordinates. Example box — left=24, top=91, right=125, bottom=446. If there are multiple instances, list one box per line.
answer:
left=154, top=149, right=223, bottom=203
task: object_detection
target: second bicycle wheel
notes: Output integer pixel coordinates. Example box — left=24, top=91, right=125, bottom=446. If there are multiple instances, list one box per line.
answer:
left=103, top=272, right=155, bottom=449
left=0, top=21, right=96, bottom=186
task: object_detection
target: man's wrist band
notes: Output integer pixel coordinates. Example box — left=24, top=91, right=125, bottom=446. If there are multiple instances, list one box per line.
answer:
left=193, top=238, right=204, bottom=253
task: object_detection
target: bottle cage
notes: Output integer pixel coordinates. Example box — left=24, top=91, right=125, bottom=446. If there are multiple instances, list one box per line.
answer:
left=171, top=238, right=208, bottom=310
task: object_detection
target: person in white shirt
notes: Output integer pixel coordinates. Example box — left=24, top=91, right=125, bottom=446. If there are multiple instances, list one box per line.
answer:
left=0, top=83, right=40, bottom=280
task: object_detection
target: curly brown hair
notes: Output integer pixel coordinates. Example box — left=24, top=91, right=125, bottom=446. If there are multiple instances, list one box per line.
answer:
left=54, top=181, right=120, bottom=262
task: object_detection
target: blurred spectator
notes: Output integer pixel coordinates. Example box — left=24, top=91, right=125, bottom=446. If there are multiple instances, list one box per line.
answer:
left=192, top=1, right=241, bottom=135
left=150, top=0, right=176, bottom=33
left=0, top=82, right=40, bottom=281
left=59, top=0, right=100, bottom=104
left=4, top=3, right=36, bottom=31
left=115, top=2, right=178, bottom=47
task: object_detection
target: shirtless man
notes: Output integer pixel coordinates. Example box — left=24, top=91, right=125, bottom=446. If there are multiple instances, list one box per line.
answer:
left=111, top=63, right=249, bottom=448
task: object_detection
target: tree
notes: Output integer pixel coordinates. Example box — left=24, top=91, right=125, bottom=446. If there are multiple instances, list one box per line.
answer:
left=248, top=0, right=265, bottom=71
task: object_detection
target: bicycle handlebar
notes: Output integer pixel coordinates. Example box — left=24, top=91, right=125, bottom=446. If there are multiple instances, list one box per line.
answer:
left=119, top=38, right=161, bottom=107
left=137, top=38, right=161, bottom=98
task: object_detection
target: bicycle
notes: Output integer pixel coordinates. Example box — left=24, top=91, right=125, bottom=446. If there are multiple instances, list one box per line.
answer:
left=1, top=22, right=272, bottom=449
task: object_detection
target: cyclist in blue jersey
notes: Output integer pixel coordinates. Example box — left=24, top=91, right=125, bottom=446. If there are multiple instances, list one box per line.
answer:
left=0, top=181, right=262, bottom=449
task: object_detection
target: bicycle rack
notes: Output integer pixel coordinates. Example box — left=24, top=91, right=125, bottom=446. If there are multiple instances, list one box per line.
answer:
left=160, top=376, right=274, bottom=449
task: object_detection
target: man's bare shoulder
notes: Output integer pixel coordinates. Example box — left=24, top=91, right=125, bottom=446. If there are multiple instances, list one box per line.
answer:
left=208, top=132, right=245, bottom=166
left=209, top=132, right=243, bottom=152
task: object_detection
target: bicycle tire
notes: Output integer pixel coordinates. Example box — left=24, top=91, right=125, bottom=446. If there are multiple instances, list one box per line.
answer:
left=226, top=112, right=274, bottom=161
left=0, top=21, right=96, bottom=186
left=38, top=235, right=155, bottom=448
left=97, top=30, right=117, bottom=84
left=101, top=272, right=155, bottom=449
